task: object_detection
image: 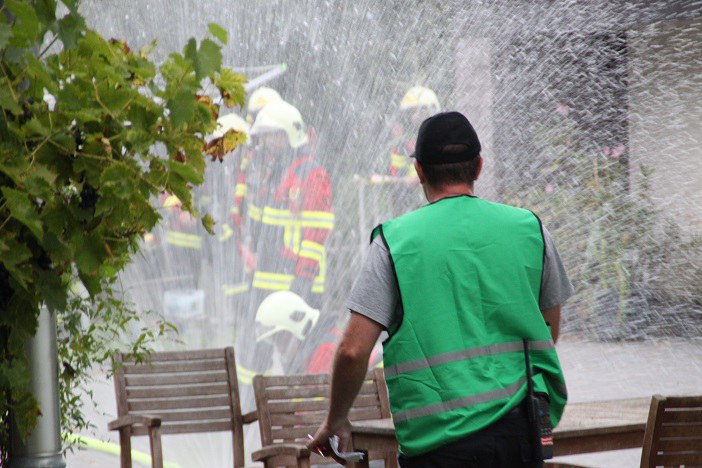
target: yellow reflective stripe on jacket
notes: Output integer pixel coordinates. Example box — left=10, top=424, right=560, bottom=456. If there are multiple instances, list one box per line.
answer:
left=262, top=206, right=295, bottom=226
left=299, top=210, right=334, bottom=229
left=221, top=282, right=249, bottom=296
left=248, top=204, right=262, bottom=221
left=252, top=271, right=294, bottom=291
left=235, top=183, right=247, bottom=197
left=299, top=240, right=325, bottom=262
left=165, top=230, right=202, bottom=249
left=284, top=225, right=303, bottom=254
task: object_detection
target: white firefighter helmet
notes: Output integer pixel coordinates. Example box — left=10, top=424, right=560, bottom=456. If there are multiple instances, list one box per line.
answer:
left=399, top=85, right=441, bottom=114
left=247, top=86, right=283, bottom=116
left=255, top=291, right=320, bottom=342
left=250, top=100, right=309, bottom=149
left=212, top=113, right=250, bottom=139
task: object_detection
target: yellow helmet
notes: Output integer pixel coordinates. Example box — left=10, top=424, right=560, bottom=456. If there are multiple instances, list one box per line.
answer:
left=250, top=100, right=309, bottom=149
left=400, top=85, right=441, bottom=113
left=212, top=113, right=250, bottom=139
left=255, top=291, right=320, bottom=341
left=247, top=86, right=283, bottom=116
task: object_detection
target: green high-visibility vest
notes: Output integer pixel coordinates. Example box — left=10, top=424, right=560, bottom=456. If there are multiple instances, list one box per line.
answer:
left=374, top=195, right=567, bottom=457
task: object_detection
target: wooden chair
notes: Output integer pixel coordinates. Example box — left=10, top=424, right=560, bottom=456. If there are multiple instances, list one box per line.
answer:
left=252, top=368, right=396, bottom=467
left=640, top=394, right=702, bottom=468
left=109, top=347, right=257, bottom=468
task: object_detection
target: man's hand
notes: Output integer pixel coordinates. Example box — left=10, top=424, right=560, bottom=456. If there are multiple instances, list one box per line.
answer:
left=307, top=418, right=352, bottom=465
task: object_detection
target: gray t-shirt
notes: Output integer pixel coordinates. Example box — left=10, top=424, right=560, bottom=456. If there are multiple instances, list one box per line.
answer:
left=346, top=226, right=574, bottom=330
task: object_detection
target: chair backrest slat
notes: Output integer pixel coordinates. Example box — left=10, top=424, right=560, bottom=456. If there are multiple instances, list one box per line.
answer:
left=254, top=370, right=390, bottom=447
left=126, top=382, right=229, bottom=399
left=113, top=347, right=247, bottom=467
left=640, top=394, right=702, bottom=468
left=130, top=420, right=233, bottom=437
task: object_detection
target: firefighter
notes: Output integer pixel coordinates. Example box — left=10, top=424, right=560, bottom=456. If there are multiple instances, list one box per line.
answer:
left=367, top=86, right=442, bottom=220
left=253, top=291, right=381, bottom=376
left=240, top=100, right=333, bottom=306
left=387, top=85, right=441, bottom=179
left=254, top=290, right=319, bottom=373
left=235, top=100, right=334, bottom=375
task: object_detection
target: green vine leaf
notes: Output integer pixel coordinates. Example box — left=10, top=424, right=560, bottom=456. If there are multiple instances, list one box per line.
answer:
left=2, top=187, right=43, bottom=239
left=201, top=212, right=215, bottom=235
left=208, top=23, right=228, bottom=45
left=168, top=89, right=196, bottom=128
left=36, top=270, right=67, bottom=311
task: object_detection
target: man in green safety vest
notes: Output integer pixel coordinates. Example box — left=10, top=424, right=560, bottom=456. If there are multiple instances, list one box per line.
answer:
left=309, top=111, right=573, bottom=467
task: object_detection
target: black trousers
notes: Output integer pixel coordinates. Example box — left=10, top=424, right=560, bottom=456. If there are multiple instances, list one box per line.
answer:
left=398, top=405, right=543, bottom=468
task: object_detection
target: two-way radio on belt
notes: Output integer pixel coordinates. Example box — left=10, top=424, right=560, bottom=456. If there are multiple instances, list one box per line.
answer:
left=523, top=338, right=554, bottom=460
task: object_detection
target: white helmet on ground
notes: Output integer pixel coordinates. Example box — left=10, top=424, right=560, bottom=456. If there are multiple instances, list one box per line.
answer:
left=399, top=85, right=441, bottom=114
left=255, top=291, right=320, bottom=341
left=247, top=86, right=283, bottom=116
left=250, top=100, right=309, bottom=149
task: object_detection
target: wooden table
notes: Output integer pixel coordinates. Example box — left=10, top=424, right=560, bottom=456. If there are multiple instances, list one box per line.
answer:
left=350, top=397, right=650, bottom=467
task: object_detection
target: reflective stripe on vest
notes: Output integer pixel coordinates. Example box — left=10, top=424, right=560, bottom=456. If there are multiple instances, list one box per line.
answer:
left=393, top=378, right=527, bottom=424
left=378, top=196, right=567, bottom=457
left=165, top=230, right=202, bottom=249
left=383, top=339, right=555, bottom=378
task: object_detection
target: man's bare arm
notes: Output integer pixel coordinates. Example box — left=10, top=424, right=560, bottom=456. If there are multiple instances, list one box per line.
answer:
left=327, top=312, right=383, bottom=421
left=307, top=311, right=383, bottom=454
left=541, top=305, right=561, bottom=343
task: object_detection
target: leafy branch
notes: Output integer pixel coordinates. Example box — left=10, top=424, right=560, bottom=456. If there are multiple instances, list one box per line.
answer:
left=0, top=0, right=246, bottom=462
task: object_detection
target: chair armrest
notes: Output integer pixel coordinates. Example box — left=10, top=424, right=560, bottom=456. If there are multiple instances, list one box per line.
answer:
left=108, top=414, right=162, bottom=431
left=252, top=443, right=311, bottom=462
left=242, top=410, right=258, bottom=424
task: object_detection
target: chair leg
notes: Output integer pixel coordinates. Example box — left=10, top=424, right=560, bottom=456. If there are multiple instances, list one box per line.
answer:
left=296, top=455, right=311, bottom=468
left=147, top=425, right=164, bottom=468
left=118, top=428, right=132, bottom=468
left=386, top=451, right=399, bottom=468
left=351, top=451, right=370, bottom=468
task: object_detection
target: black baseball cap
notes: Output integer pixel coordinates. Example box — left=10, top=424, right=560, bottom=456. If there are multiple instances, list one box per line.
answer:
left=411, top=111, right=482, bottom=165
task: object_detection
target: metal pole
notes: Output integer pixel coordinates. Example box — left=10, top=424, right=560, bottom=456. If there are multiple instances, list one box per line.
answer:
left=10, top=306, right=65, bottom=468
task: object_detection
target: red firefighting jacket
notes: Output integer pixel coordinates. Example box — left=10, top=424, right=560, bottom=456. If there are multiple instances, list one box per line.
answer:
left=233, top=154, right=333, bottom=294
